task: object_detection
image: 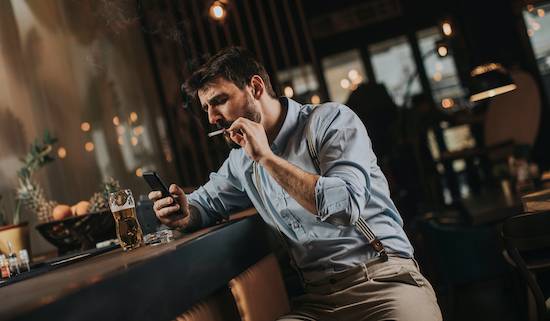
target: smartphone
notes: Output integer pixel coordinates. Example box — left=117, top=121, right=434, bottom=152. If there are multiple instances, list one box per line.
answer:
left=142, top=171, right=183, bottom=215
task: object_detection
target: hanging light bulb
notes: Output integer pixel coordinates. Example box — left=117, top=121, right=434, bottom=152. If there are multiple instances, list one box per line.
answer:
left=210, top=1, right=226, bottom=20
left=469, top=63, right=516, bottom=102
left=442, top=22, right=452, bottom=36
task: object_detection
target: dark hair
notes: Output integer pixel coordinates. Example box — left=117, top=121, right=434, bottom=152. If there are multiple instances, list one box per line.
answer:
left=185, top=46, right=277, bottom=101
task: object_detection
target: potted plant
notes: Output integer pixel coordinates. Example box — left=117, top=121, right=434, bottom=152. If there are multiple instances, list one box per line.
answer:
left=0, top=129, right=58, bottom=259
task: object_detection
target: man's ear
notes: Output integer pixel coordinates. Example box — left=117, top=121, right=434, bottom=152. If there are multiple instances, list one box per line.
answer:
left=250, top=75, right=264, bottom=99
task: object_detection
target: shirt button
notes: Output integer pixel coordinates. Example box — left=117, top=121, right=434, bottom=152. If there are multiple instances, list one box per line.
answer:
left=278, top=194, right=283, bottom=199
left=308, top=245, right=314, bottom=250
left=293, top=223, right=299, bottom=228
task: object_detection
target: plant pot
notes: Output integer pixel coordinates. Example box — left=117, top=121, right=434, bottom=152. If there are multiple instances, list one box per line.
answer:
left=0, top=222, right=31, bottom=263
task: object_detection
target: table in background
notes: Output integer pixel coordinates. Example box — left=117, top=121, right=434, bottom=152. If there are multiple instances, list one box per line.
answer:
left=461, top=187, right=537, bottom=226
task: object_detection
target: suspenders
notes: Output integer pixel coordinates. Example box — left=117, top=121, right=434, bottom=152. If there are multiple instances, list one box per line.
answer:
left=305, top=106, right=388, bottom=262
left=252, top=105, right=388, bottom=283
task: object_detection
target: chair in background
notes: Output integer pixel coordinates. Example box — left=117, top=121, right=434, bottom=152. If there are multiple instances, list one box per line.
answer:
left=416, top=216, right=524, bottom=321
left=501, top=210, right=550, bottom=321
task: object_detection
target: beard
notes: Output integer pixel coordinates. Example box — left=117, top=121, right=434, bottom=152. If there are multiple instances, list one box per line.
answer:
left=219, top=95, right=261, bottom=149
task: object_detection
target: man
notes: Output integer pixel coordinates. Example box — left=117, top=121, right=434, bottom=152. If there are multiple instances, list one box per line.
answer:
left=149, top=46, right=442, bottom=320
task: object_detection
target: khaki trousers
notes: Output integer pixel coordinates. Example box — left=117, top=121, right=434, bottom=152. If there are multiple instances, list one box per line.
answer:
left=278, top=255, right=443, bottom=321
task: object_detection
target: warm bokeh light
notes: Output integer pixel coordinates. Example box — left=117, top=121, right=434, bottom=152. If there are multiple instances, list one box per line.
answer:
left=438, top=46, right=448, bottom=57
left=533, top=22, right=541, bottom=31
left=85, top=142, right=94, bottom=151
left=470, top=84, right=516, bottom=102
left=133, top=126, right=144, bottom=135
left=58, top=147, right=67, bottom=158
left=348, top=69, right=358, bottom=80
left=118, top=137, right=124, bottom=145
left=210, top=1, right=225, bottom=20
left=527, top=4, right=534, bottom=11
left=117, top=125, right=125, bottom=134
left=433, top=73, right=442, bottom=82
left=284, top=86, right=294, bottom=97
left=442, top=22, right=452, bottom=36
left=470, top=63, right=501, bottom=77
left=340, top=79, right=350, bottom=89
left=81, top=122, right=90, bottom=132
left=538, top=8, right=545, bottom=17
left=136, top=168, right=143, bottom=177
left=131, top=137, right=138, bottom=146
left=528, top=29, right=535, bottom=37
left=435, top=61, right=443, bottom=71
left=165, top=147, right=173, bottom=163
left=311, top=95, right=320, bottom=104
left=350, top=84, right=358, bottom=91
left=351, top=75, right=362, bottom=84
left=113, top=116, right=120, bottom=126
left=130, top=112, right=138, bottom=122
left=442, top=98, right=454, bottom=108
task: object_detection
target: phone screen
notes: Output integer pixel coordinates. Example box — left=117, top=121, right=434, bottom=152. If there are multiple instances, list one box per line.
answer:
left=143, top=171, right=183, bottom=215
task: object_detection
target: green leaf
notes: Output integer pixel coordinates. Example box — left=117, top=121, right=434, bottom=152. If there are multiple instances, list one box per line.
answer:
left=43, top=129, right=50, bottom=143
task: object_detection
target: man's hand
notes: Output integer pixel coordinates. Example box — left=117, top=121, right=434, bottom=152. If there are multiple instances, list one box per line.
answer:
left=228, top=117, right=273, bottom=163
left=148, top=184, right=190, bottom=230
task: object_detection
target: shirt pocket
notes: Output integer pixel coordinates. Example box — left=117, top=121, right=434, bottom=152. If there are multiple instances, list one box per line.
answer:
left=281, top=209, right=310, bottom=243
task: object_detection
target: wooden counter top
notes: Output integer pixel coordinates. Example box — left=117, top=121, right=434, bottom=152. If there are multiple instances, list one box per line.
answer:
left=1, top=209, right=279, bottom=321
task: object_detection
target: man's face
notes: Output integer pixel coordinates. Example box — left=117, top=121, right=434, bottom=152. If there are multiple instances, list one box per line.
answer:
left=198, top=76, right=261, bottom=149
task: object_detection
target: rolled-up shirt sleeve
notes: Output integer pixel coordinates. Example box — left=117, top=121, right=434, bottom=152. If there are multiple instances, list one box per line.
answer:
left=312, top=105, right=386, bottom=227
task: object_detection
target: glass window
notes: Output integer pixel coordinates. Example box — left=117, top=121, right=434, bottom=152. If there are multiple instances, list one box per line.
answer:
left=523, top=2, right=550, bottom=100
left=277, top=64, right=322, bottom=105
left=368, top=36, right=421, bottom=106
left=416, top=27, right=467, bottom=111
left=321, top=50, right=368, bottom=104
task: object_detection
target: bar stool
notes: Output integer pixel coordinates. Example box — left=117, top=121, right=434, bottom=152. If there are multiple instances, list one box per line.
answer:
left=173, top=285, right=240, bottom=321
left=228, top=252, right=291, bottom=321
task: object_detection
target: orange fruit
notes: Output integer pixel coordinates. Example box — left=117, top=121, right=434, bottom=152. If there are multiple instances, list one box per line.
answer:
left=75, top=201, right=90, bottom=215
left=52, top=204, right=73, bottom=221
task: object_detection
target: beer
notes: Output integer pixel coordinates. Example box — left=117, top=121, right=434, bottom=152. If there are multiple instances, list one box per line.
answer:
left=112, top=206, right=144, bottom=251
left=109, top=189, right=144, bottom=251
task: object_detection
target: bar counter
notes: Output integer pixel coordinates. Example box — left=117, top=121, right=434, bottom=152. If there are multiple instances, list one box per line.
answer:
left=1, top=209, right=279, bottom=321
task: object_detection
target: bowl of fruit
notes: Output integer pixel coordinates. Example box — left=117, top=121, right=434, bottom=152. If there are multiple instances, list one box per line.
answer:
left=36, top=204, right=116, bottom=255
left=35, top=180, right=119, bottom=255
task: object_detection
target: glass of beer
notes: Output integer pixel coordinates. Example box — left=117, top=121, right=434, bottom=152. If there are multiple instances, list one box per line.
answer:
left=108, top=189, right=144, bottom=251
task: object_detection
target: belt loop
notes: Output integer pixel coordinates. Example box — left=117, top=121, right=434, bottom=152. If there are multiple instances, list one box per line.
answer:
left=361, top=262, right=370, bottom=281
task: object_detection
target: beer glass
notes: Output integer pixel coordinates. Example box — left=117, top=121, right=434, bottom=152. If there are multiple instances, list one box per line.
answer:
left=108, top=189, right=144, bottom=251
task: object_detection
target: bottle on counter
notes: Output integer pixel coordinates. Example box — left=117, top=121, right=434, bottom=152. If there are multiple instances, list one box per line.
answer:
left=0, top=254, right=10, bottom=279
left=18, top=249, right=31, bottom=273
left=7, top=242, right=20, bottom=276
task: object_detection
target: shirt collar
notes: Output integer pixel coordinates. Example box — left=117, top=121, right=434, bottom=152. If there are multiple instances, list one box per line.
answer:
left=272, top=97, right=301, bottom=155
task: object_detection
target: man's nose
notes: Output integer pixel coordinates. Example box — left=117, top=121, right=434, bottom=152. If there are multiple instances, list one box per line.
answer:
left=207, top=106, right=222, bottom=124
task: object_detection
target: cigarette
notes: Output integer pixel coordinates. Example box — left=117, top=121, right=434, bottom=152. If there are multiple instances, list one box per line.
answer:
left=207, top=128, right=226, bottom=137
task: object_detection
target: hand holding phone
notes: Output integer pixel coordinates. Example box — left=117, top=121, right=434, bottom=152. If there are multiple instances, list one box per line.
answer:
left=143, top=171, right=184, bottom=215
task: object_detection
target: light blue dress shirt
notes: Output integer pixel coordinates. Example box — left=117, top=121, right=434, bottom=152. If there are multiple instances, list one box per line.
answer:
left=187, top=97, right=414, bottom=283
